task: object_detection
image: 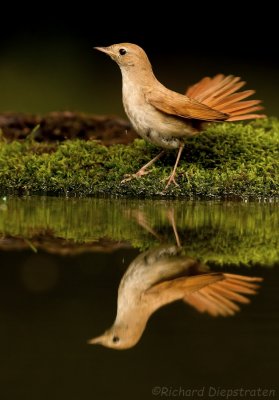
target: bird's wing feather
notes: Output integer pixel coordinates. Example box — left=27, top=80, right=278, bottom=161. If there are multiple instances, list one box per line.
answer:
left=144, top=273, right=224, bottom=303
left=145, top=89, right=228, bottom=121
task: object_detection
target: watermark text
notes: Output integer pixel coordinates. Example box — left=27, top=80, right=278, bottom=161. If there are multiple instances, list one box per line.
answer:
left=151, top=386, right=276, bottom=398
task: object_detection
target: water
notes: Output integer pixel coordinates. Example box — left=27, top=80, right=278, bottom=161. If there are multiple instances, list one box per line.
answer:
left=0, top=197, right=278, bottom=399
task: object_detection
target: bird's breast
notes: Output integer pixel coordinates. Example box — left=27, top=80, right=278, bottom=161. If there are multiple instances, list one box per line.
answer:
left=122, top=80, right=196, bottom=149
left=122, top=84, right=152, bottom=132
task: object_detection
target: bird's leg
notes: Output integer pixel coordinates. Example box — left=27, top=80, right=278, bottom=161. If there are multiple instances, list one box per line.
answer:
left=166, top=209, right=181, bottom=248
left=132, top=210, right=161, bottom=240
left=121, top=150, right=165, bottom=183
left=164, top=144, right=185, bottom=189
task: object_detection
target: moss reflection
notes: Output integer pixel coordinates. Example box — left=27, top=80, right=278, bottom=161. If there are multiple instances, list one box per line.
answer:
left=0, top=197, right=278, bottom=266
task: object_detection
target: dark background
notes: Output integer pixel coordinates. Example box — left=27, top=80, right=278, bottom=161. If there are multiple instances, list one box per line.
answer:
left=1, top=3, right=277, bottom=62
left=0, top=4, right=278, bottom=116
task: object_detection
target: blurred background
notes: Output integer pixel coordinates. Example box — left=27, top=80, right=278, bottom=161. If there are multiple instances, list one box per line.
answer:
left=0, top=3, right=278, bottom=116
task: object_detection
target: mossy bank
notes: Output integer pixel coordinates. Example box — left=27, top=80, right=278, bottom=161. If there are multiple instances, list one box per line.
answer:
left=0, top=117, right=278, bottom=198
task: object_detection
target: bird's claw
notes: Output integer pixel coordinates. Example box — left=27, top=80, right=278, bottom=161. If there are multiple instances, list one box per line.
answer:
left=163, top=175, right=179, bottom=190
left=121, top=169, right=151, bottom=183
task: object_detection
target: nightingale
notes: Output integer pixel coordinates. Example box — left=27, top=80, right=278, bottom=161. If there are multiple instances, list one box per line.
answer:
left=95, top=43, right=265, bottom=189
left=88, top=245, right=262, bottom=350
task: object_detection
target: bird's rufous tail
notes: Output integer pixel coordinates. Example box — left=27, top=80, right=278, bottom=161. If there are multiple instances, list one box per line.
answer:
left=186, top=74, right=265, bottom=121
left=183, top=273, right=262, bottom=316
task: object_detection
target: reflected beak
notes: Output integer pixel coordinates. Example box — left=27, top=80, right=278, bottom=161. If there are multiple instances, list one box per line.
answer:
left=87, top=335, right=104, bottom=345
left=94, top=46, right=114, bottom=56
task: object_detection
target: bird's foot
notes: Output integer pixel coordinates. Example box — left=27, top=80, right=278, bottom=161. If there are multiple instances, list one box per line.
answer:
left=163, top=174, right=179, bottom=190
left=121, top=169, right=151, bottom=183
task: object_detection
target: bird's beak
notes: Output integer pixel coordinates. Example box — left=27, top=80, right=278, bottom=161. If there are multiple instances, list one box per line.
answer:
left=87, top=335, right=104, bottom=345
left=94, top=46, right=114, bottom=56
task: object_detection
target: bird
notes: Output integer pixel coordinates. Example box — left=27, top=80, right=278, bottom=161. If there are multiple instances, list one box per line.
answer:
left=94, top=43, right=265, bottom=189
left=88, top=245, right=262, bottom=350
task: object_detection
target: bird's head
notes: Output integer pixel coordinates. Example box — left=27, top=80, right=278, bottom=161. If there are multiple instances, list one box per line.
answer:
left=88, top=322, right=144, bottom=350
left=94, top=43, right=152, bottom=71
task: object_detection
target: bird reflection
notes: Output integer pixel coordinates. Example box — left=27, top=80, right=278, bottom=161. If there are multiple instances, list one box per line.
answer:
left=89, top=211, right=262, bottom=350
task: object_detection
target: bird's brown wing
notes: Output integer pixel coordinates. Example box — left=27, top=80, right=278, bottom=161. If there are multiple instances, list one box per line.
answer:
left=145, top=272, right=262, bottom=317
left=185, top=74, right=265, bottom=121
left=145, top=89, right=228, bottom=121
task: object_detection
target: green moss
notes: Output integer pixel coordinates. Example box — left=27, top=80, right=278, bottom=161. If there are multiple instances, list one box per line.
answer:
left=0, top=197, right=278, bottom=266
left=0, top=118, right=278, bottom=198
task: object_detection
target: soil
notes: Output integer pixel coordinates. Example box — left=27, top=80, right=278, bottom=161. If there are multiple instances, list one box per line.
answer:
left=0, top=111, right=137, bottom=145
left=0, top=233, right=131, bottom=254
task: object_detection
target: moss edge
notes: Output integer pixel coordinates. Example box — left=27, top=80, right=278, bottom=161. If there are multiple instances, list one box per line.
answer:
left=0, top=117, right=278, bottom=198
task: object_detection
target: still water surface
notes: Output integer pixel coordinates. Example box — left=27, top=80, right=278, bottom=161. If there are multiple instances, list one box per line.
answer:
left=0, top=197, right=278, bottom=399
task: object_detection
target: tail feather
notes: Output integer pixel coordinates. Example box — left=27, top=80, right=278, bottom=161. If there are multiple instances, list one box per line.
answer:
left=226, top=105, right=264, bottom=116
left=186, top=74, right=224, bottom=98
left=196, top=76, right=242, bottom=103
left=183, top=273, right=262, bottom=317
left=210, top=90, right=255, bottom=108
left=227, top=113, right=265, bottom=121
left=186, top=74, right=265, bottom=121
left=221, top=101, right=263, bottom=114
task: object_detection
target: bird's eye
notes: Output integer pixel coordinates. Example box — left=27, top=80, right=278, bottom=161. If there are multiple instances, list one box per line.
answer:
left=119, top=48, right=127, bottom=56
left=112, top=336, right=120, bottom=343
